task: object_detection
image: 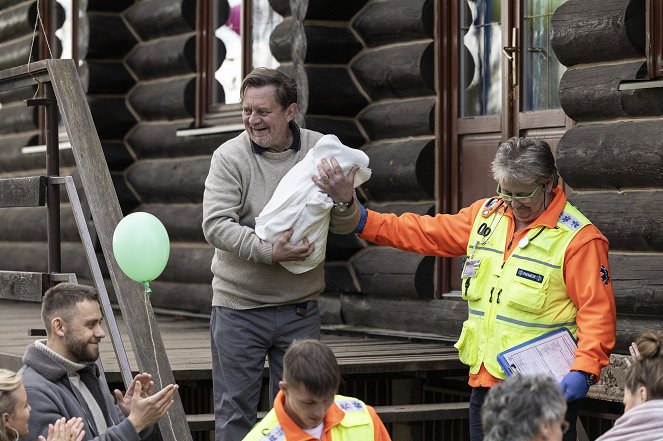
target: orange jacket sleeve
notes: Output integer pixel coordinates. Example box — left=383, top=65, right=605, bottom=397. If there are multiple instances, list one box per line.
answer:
left=359, top=199, right=487, bottom=258
left=367, top=405, right=392, bottom=441
left=565, top=226, right=617, bottom=379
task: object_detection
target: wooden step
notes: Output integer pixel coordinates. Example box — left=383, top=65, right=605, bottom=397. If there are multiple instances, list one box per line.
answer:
left=0, top=176, right=46, bottom=207
left=186, top=402, right=469, bottom=431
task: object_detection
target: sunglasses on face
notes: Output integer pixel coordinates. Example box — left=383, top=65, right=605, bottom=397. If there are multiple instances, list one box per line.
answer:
left=496, top=183, right=542, bottom=203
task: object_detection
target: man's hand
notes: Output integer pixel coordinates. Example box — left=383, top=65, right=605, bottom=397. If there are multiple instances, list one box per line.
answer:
left=114, top=373, right=154, bottom=417
left=560, top=371, right=590, bottom=402
left=271, top=229, right=314, bottom=263
left=313, top=157, right=359, bottom=204
left=127, top=381, right=179, bottom=433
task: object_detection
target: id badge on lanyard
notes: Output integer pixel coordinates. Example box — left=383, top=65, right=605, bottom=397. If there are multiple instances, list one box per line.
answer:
left=462, top=240, right=481, bottom=279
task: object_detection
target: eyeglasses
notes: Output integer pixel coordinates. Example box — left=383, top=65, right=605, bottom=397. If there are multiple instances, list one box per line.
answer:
left=560, top=420, right=570, bottom=434
left=496, top=183, right=541, bottom=203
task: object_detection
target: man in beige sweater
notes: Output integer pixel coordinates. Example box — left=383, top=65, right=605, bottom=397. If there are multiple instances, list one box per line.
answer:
left=202, top=68, right=360, bottom=441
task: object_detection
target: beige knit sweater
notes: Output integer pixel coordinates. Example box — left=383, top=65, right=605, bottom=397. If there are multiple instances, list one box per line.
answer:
left=202, top=129, right=359, bottom=309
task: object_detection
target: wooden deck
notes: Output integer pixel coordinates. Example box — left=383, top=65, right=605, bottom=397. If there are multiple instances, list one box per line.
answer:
left=0, top=300, right=464, bottom=383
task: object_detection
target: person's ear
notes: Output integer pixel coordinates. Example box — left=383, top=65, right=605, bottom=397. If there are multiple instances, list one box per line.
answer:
left=2, top=411, right=10, bottom=426
left=279, top=380, right=287, bottom=394
left=285, top=103, right=297, bottom=121
left=639, top=385, right=648, bottom=403
left=52, top=317, right=66, bottom=338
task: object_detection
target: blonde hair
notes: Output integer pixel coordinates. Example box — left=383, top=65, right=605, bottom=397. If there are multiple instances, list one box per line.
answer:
left=0, top=369, right=22, bottom=441
left=625, top=330, right=663, bottom=400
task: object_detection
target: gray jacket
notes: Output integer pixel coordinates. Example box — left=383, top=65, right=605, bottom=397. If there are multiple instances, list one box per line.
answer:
left=20, top=343, right=154, bottom=441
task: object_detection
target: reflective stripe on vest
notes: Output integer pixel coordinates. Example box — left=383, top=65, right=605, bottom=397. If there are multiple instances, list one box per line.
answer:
left=454, top=199, right=589, bottom=379
left=245, top=395, right=374, bottom=441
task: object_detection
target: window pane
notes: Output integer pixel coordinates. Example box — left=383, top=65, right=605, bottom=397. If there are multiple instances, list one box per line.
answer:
left=522, top=0, right=566, bottom=111
left=54, top=0, right=74, bottom=59
left=251, top=0, right=281, bottom=70
left=213, top=0, right=243, bottom=105
left=460, top=0, right=502, bottom=117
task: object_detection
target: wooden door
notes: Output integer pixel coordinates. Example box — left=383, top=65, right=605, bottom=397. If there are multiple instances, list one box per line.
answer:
left=438, top=0, right=570, bottom=292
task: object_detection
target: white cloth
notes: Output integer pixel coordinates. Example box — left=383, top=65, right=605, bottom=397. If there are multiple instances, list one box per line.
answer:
left=255, top=134, right=371, bottom=274
left=595, top=399, right=663, bottom=441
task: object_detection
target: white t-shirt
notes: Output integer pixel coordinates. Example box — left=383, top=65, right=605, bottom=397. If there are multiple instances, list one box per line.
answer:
left=303, top=422, right=324, bottom=439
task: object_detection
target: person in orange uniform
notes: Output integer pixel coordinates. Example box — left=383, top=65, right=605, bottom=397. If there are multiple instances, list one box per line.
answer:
left=323, top=137, right=616, bottom=441
left=242, top=339, right=391, bottom=441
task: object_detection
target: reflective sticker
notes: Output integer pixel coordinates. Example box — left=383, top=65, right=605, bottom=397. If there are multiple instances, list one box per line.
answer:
left=516, top=268, right=544, bottom=283
left=558, top=211, right=582, bottom=230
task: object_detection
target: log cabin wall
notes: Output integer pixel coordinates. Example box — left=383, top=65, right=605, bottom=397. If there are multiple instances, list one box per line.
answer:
left=122, top=0, right=232, bottom=314
left=551, top=0, right=663, bottom=353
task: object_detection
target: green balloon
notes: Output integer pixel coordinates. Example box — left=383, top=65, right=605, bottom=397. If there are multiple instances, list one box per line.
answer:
left=112, top=212, right=170, bottom=283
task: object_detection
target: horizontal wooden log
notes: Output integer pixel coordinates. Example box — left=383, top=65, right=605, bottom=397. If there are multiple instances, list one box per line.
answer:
left=111, top=172, right=140, bottom=214
left=304, top=116, right=365, bottom=148
left=0, top=34, right=36, bottom=71
left=141, top=203, right=205, bottom=242
left=560, top=61, right=663, bottom=121
left=361, top=138, right=434, bottom=201
left=351, top=247, right=435, bottom=299
left=127, top=121, right=234, bottom=158
left=0, top=241, right=97, bottom=280
left=557, top=121, right=663, bottom=189
left=340, top=295, right=467, bottom=339
left=306, top=67, right=368, bottom=117
left=87, top=13, right=137, bottom=58
left=101, top=141, right=134, bottom=171
left=0, top=0, right=29, bottom=9
left=143, top=281, right=212, bottom=315
left=359, top=97, right=435, bottom=140
left=153, top=245, right=213, bottom=284
left=127, top=34, right=196, bottom=81
left=86, top=60, right=135, bottom=94
left=551, top=0, right=645, bottom=67
left=318, top=292, right=343, bottom=324
left=0, top=205, right=94, bottom=242
left=353, top=0, right=434, bottom=47
left=0, top=1, right=36, bottom=43
left=87, top=96, right=136, bottom=139
left=366, top=201, right=435, bottom=217
left=88, top=0, right=134, bottom=12
left=615, top=315, right=663, bottom=354
left=304, top=0, right=367, bottom=20
left=352, top=41, right=434, bottom=100
left=271, top=19, right=362, bottom=64
left=124, top=0, right=196, bottom=41
left=609, top=251, right=663, bottom=316
left=128, top=76, right=196, bottom=121
left=323, top=262, right=359, bottom=294
left=0, top=132, right=75, bottom=173
left=0, top=270, right=47, bottom=302
left=568, top=190, right=663, bottom=251
left=126, top=157, right=211, bottom=203
left=326, top=232, right=363, bottom=261
left=0, top=104, right=37, bottom=135
left=0, top=176, right=45, bottom=207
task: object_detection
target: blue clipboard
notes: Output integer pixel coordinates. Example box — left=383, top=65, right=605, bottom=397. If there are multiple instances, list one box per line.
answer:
left=497, top=328, right=577, bottom=378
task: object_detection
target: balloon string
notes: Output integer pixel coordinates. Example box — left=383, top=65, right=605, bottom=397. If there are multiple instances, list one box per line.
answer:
left=142, top=285, right=175, bottom=438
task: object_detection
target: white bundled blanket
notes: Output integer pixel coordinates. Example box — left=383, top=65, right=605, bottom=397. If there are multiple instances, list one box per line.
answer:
left=255, top=134, right=371, bottom=274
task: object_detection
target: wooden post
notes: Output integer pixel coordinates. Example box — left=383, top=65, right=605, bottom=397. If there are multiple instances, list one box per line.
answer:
left=43, top=59, right=192, bottom=441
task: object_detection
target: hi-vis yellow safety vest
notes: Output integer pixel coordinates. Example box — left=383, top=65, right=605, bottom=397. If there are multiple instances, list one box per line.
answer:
left=244, top=395, right=374, bottom=441
left=454, top=198, right=590, bottom=380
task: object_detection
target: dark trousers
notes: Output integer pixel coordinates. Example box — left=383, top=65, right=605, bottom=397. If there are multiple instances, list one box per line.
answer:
left=469, top=386, right=579, bottom=441
left=210, top=302, right=320, bottom=441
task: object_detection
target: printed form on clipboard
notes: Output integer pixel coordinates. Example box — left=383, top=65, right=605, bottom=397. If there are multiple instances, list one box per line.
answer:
left=497, top=328, right=577, bottom=382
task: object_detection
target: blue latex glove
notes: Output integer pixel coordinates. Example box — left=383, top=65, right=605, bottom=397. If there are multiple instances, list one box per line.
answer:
left=560, top=371, right=590, bottom=402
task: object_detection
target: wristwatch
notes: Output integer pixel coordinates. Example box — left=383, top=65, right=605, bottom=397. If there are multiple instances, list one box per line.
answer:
left=333, top=198, right=354, bottom=213
left=581, top=371, right=597, bottom=386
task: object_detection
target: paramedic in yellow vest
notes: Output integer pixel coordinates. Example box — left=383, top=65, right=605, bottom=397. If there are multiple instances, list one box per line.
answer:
left=243, top=340, right=391, bottom=441
left=322, top=137, right=616, bottom=441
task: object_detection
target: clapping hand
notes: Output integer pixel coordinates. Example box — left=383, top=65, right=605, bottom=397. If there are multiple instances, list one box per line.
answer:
left=114, top=373, right=154, bottom=417
left=625, top=341, right=640, bottom=367
left=39, top=417, right=85, bottom=441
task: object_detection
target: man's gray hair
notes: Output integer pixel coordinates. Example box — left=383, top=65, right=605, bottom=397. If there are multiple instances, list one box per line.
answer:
left=482, top=374, right=567, bottom=441
left=491, top=137, right=559, bottom=187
